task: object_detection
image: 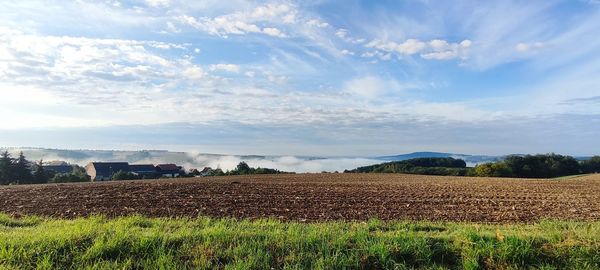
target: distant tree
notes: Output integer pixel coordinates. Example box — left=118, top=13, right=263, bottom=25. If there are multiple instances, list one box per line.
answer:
left=189, top=168, right=201, bottom=176
left=0, top=151, right=15, bottom=185
left=32, top=159, right=51, bottom=184
left=235, top=162, right=251, bottom=174
left=582, top=156, right=600, bottom=173
left=13, top=152, right=33, bottom=184
left=112, top=170, right=138, bottom=181
left=474, top=163, right=512, bottom=177
left=504, top=154, right=581, bottom=178
left=225, top=162, right=287, bottom=175
left=212, top=168, right=225, bottom=176
left=51, top=171, right=90, bottom=183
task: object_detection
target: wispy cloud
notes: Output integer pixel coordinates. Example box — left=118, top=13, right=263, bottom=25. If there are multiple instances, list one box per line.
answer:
left=1, top=0, right=600, bottom=155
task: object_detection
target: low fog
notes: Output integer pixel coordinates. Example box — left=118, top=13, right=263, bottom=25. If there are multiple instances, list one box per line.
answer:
left=2, top=148, right=384, bottom=173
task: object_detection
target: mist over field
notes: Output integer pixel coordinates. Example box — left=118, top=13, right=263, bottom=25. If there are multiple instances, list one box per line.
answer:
left=0, top=148, right=500, bottom=173
left=0, top=148, right=385, bottom=173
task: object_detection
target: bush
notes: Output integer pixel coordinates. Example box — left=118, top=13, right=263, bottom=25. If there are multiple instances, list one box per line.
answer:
left=51, top=172, right=90, bottom=183
left=112, top=170, right=139, bottom=181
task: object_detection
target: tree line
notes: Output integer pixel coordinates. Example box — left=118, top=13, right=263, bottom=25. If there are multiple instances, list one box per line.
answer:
left=0, top=151, right=89, bottom=185
left=191, top=162, right=292, bottom=177
left=345, top=157, right=471, bottom=176
left=0, top=152, right=290, bottom=185
left=346, top=154, right=600, bottom=178
left=473, top=154, right=600, bottom=178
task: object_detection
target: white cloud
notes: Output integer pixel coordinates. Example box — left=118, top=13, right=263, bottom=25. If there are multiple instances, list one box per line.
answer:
left=145, top=0, right=170, bottom=7
left=397, top=39, right=427, bottom=54
left=262, top=27, right=286, bottom=37
left=344, top=76, right=387, bottom=98
left=335, top=29, right=347, bottom=38
left=165, top=21, right=181, bottom=33
left=307, top=19, right=329, bottom=28
left=177, top=3, right=295, bottom=38
left=365, top=38, right=471, bottom=60
left=421, top=39, right=471, bottom=60
left=340, top=49, right=354, bottom=56
left=210, top=63, right=240, bottom=73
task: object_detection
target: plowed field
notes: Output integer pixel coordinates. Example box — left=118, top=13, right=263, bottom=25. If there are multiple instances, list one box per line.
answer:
left=2, top=173, right=600, bottom=223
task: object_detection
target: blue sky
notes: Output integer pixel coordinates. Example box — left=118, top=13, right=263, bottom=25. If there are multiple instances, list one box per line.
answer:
left=1, top=0, right=600, bottom=156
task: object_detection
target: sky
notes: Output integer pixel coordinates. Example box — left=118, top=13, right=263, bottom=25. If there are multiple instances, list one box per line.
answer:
left=1, top=0, right=600, bottom=156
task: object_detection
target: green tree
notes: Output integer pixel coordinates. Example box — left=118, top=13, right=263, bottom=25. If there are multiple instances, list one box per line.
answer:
left=51, top=172, right=90, bottom=183
left=582, top=156, right=600, bottom=173
left=13, top=152, right=33, bottom=184
left=0, top=151, right=15, bottom=185
left=32, top=159, right=50, bottom=184
left=235, top=162, right=251, bottom=174
left=112, top=170, right=138, bottom=181
left=474, top=162, right=512, bottom=177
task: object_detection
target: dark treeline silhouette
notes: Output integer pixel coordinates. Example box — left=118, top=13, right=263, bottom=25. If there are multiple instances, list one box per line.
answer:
left=0, top=153, right=290, bottom=185
left=474, top=154, right=600, bottom=178
left=345, top=157, right=471, bottom=176
left=347, top=154, right=600, bottom=179
left=195, top=162, right=292, bottom=177
left=0, top=151, right=90, bottom=185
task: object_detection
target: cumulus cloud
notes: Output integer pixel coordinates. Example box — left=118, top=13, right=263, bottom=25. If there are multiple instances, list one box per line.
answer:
left=365, top=38, right=471, bottom=60
left=262, top=27, right=286, bottom=37
left=306, top=19, right=329, bottom=28
left=176, top=3, right=295, bottom=38
left=0, top=27, right=506, bottom=130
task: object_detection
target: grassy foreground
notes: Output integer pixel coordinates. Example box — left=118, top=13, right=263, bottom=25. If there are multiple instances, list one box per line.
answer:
left=1, top=214, right=600, bottom=269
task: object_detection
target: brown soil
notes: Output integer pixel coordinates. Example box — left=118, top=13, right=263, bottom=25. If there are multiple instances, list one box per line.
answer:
left=1, top=173, right=600, bottom=223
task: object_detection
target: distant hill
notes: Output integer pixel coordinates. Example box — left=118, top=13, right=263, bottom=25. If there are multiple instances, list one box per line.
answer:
left=346, top=157, right=473, bottom=176
left=375, top=152, right=502, bottom=166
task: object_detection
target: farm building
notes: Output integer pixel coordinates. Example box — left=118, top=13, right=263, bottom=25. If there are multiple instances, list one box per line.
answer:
left=43, top=161, right=74, bottom=174
left=156, top=164, right=183, bottom=177
left=84, top=162, right=130, bottom=181
left=129, top=164, right=158, bottom=178
left=200, top=167, right=213, bottom=177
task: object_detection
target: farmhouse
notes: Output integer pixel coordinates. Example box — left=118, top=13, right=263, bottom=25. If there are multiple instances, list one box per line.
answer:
left=84, top=162, right=130, bottom=181
left=156, top=164, right=183, bottom=177
left=129, top=164, right=158, bottom=178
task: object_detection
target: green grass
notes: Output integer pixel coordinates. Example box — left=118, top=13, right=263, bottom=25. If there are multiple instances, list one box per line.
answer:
left=1, top=214, right=600, bottom=269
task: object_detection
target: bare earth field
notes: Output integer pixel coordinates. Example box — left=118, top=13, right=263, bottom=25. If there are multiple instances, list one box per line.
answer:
left=1, top=173, right=600, bottom=223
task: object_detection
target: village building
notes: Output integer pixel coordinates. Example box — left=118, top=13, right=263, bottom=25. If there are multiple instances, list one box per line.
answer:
left=84, top=162, right=130, bottom=181
left=156, top=164, right=183, bottom=177
left=43, top=161, right=74, bottom=174
left=129, top=164, right=158, bottom=178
